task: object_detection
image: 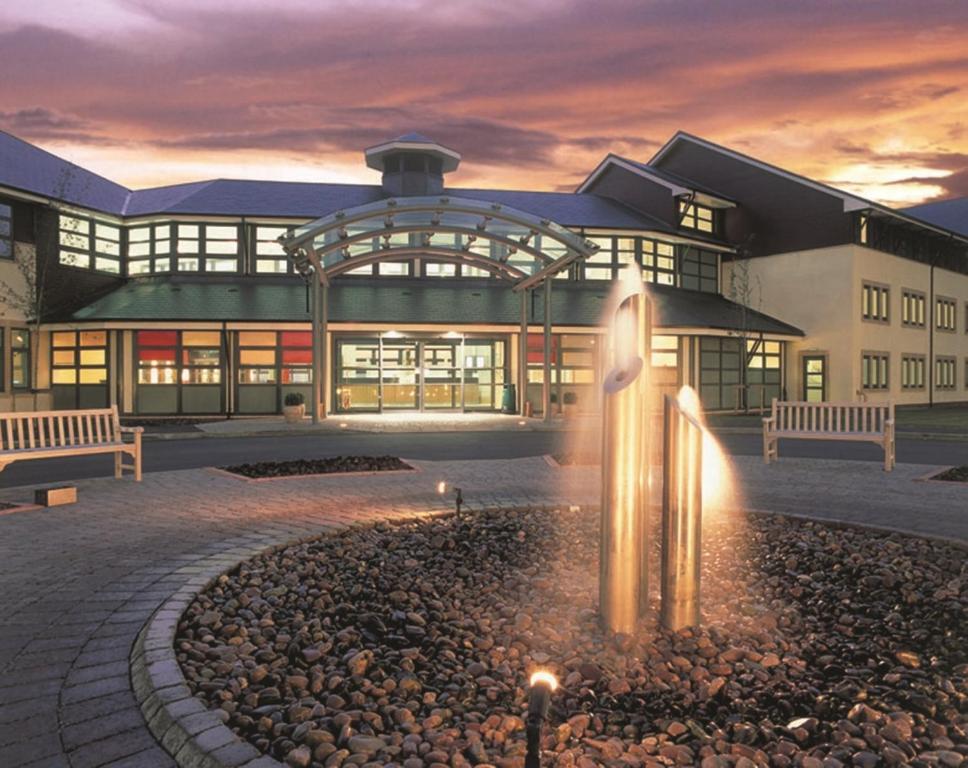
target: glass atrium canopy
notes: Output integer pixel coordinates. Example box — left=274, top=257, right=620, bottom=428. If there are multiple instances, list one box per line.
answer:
left=279, top=195, right=600, bottom=291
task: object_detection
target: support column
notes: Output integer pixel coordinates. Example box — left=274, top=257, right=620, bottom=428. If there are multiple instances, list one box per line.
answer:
left=320, top=282, right=329, bottom=420
left=543, top=278, right=552, bottom=423
left=311, top=275, right=327, bottom=423
left=519, top=289, right=528, bottom=416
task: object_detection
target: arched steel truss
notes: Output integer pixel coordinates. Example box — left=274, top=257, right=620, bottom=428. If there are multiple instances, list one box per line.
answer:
left=278, top=195, right=600, bottom=291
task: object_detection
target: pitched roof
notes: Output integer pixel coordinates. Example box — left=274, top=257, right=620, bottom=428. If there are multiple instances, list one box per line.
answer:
left=902, top=197, right=968, bottom=237
left=0, top=130, right=130, bottom=214
left=64, top=275, right=802, bottom=336
left=124, top=179, right=386, bottom=218
left=124, top=181, right=673, bottom=229
left=576, top=151, right=734, bottom=204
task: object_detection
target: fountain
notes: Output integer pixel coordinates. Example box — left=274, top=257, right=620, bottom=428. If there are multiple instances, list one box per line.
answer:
left=599, top=275, right=705, bottom=633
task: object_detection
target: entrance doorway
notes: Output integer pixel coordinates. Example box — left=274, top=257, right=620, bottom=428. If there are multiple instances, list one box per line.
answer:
left=336, top=336, right=506, bottom=412
left=802, top=355, right=826, bottom=402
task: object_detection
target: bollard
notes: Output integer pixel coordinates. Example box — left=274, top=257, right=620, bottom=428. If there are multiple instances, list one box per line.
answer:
left=660, top=394, right=703, bottom=630
left=599, top=292, right=651, bottom=634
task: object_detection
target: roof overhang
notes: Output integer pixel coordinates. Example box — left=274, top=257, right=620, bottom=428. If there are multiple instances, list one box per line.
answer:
left=576, top=154, right=736, bottom=208
left=364, top=139, right=462, bottom=173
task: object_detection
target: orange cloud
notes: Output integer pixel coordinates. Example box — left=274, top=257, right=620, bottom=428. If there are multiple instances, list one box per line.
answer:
left=0, top=1, right=965, bottom=205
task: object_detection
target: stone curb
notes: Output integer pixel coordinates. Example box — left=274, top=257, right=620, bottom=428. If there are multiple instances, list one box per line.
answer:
left=128, top=504, right=571, bottom=768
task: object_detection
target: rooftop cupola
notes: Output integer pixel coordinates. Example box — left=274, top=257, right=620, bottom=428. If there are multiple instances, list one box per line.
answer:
left=364, top=133, right=461, bottom=196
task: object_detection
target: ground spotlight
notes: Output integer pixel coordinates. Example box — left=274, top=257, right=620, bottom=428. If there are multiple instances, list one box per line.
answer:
left=526, top=670, right=558, bottom=768
left=436, top=481, right=463, bottom=515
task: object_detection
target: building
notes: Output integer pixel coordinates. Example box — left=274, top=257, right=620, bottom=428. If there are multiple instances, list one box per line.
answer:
left=0, top=129, right=965, bottom=418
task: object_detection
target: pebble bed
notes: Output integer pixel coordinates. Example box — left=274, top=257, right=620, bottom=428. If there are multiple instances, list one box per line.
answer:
left=932, top=467, right=968, bottom=483
left=221, top=456, right=412, bottom=479
left=176, top=509, right=967, bottom=768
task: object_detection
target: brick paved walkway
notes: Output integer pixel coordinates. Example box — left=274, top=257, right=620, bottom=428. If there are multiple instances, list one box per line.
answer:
left=0, top=455, right=964, bottom=767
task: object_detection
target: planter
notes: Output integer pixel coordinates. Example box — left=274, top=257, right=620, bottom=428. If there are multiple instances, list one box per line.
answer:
left=282, top=404, right=305, bottom=424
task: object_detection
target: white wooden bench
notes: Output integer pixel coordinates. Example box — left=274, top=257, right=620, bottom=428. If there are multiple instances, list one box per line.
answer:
left=763, top=399, right=895, bottom=471
left=0, top=406, right=143, bottom=481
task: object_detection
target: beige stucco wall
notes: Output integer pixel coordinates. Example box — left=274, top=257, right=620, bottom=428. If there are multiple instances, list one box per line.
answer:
left=726, top=244, right=968, bottom=406
left=724, top=245, right=856, bottom=402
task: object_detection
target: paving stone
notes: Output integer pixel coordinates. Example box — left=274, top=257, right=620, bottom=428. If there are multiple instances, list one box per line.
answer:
left=0, top=456, right=961, bottom=768
left=68, top=727, right=158, bottom=768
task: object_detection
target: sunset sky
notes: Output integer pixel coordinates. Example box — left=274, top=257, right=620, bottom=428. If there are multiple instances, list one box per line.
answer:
left=1, top=0, right=966, bottom=207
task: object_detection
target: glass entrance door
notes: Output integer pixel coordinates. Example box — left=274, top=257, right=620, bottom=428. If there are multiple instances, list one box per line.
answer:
left=335, top=336, right=507, bottom=413
left=802, top=356, right=826, bottom=402
left=421, top=342, right=460, bottom=409
left=381, top=341, right=419, bottom=410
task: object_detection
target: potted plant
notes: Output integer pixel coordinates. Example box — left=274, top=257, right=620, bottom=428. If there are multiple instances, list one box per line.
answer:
left=282, top=392, right=305, bottom=423
left=562, top=391, right=578, bottom=417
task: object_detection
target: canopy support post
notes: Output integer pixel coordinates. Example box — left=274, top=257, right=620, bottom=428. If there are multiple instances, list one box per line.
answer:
left=519, top=289, right=528, bottom=416
left=543, top=278, right=552, bottom=423
left=311, top=275, right=328, bottom=423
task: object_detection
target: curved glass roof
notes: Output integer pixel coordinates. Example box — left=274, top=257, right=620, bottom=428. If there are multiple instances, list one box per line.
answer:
left=279, top=195, right=600, bottom=290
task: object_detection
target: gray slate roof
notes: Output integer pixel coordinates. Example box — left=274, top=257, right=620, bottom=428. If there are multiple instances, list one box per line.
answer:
left=0, top=130, right=674, bottom=230
left=903, top=198, right=968, bottom=237
left=0, top=130, right=129, bottom=212
left=66, top=276, right=803, bottom=336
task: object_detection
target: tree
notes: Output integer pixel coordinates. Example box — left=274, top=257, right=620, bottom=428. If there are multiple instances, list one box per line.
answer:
left=725, top=237, right=763, bottom=413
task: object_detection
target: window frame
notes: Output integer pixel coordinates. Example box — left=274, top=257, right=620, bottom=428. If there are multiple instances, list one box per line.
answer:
left=860, top=351, right=890, bottom=391
left=11, top=328, right=31, bottom=391
left=0, top=200, right=12, bottom=261
left=900, top=354, right=926, bottom=390
left=861, top=281, right=890, bottom=324
left=935, top=355, right=956, bottom=390
left=900, top=288, right=926, bottom=328
left=935, top=296, right=956, bottom=332
left=677, top=199, right=718, bottom=235
left=58, top=212, right=122, bottom=275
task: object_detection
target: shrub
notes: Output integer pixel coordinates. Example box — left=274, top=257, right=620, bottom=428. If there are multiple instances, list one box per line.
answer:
left=284, top=392, right=305, bottom=407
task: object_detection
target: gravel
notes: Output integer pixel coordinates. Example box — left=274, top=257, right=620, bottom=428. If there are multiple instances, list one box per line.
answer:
left=932, top=467, right=968, bottom=483
left=220, top=456, right=413, bottom=479
left=176, top=509, right=967, bottom=767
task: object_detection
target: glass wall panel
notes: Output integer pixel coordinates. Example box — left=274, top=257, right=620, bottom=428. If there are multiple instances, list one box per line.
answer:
left=51, top=330, right=109, bottom=409
left=135, top=330, right=224, bottom=414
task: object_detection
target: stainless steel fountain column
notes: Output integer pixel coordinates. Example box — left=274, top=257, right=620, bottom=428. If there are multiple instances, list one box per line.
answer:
left=599, top=292, right=651, bottom=634
left=660, top=394, right=703, bottom=630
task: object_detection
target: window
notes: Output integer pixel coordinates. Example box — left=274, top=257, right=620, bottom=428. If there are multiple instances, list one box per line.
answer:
left=11, top=328, right=30, bottom=390
left=424, top=262, right=456, bottom=277
left=127, top=223, right=173, bottom=274
left=901, top=290, right=926, bottom=328
left=651, top=335, right=678, bottom=368
left=861, top=282, right=889, bottom=323
left=0, top=201, right=12, bottom=259
left=699, top=337, right=741, bottom=410
left=679, top=248, right=718, bottom=293
left=254, top=226, right=291, bottom=274
left=640, top=239, right=676, bottom=285
left=936, top=356, right=956, bottom=390
left=861, top=352, right=889, bottom=390
left=936, top=297, right=956, bottom=331
left=238, top=331, right=312, bottom=385
left=173, top=224, right=239, bottom=273
left=678, top=200, right=716, bottom=233
left=58, top=214, right=121, bottom=274
left=901, top=355, right=925, bottom=390
left=136, top=330, right=222, bottom=385
left=745, top=339, right=783, bottom=406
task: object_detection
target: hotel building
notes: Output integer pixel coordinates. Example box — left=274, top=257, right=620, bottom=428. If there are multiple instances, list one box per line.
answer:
left=0, top=129, right=965, bottom=418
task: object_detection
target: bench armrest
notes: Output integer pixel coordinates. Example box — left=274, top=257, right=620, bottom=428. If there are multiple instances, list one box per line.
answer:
left=119, top=426, right=144, bottom=434
left=762, top=416, right=775, bottom=427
